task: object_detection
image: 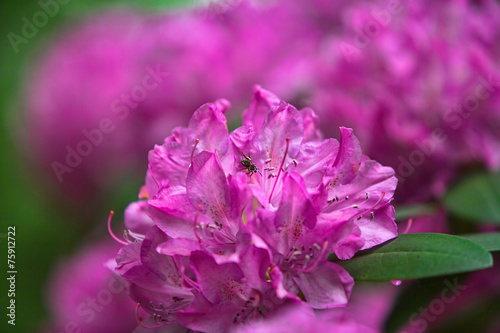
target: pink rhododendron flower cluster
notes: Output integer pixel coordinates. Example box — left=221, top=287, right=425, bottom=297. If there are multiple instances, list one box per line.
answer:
left=113, top=87, right=398, bottom=332
left=304, top=0, right=500, bottom=202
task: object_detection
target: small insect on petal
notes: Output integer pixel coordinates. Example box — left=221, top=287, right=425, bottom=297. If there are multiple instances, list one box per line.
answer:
left=240, top=154, right=262, bottom=176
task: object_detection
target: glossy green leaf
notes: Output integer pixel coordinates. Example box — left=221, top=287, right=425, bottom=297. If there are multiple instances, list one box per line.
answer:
left=444, top=172, right=500, bottom=224
left=335, top=233, right=493, bottom=281
left=460, top=232, right=500, bottom=252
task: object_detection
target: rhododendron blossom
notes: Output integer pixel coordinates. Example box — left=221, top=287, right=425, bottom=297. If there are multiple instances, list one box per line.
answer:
left=113, top=86, right=398, bottom=332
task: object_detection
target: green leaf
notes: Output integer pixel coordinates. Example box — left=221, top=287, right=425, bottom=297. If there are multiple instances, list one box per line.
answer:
left=460, top=232, right=500, bottom=252
left=394, top=203, right=437, bottom=221
left=335, top=233, right=493, bottom=281
left=444, top=171, right=500, bottom=224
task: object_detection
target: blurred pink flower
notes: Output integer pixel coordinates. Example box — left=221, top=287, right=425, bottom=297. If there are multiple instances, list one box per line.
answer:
left=306, top=0, right=500, bottom=202
left=25, top=9, right=236, bottom=202
left=44, top=240, right=136, bottom=333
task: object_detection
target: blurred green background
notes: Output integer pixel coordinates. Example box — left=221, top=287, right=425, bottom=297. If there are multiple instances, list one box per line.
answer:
left=0, top=1, right=191, bottom=332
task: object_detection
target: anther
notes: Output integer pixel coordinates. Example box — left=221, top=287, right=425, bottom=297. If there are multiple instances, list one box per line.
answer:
left=190, top=138, right=200, bottom=164
left=352, top=191, right=386, bottom=221
left=298, top=241, right=329, bottom=273
left=136, top=303, right=166, bottom=329
left=123, top=230, right=129, bottom=239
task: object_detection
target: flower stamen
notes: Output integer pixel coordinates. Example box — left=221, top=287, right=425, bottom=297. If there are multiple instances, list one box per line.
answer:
left=190, top=138, right=200, bottom=164
left=193, top=205, right=235, bottom=247
left=402, top=218, right=413, bottom=234
left=107, top=211, right=128, bottom=245
left=269, top=137, right=290, bottom=203
left=295, top=241, right=329, bottom=273
left=351, top=191, right=386, bottom=221
left=148, top=163, right=161, bottom=189
left=135, top=303, right=168, bottom=329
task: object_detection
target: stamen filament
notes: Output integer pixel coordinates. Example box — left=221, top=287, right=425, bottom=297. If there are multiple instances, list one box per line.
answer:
left=107, top=211, right=128, bottom=245
left=135, top=303, right=167, bottom=329
left=351, top=191, right=386, bottom=221
left=193, top=205, right=212, bottom=246
left=148, top=163, right=160, bottom=189
left=191, top=138, right=200, bottom=164
left=402, top=218, right=413, bottom=234
left=297, top=241, right=329, bottom=273
left=269, top=138, right=290, bottom=203
left=192, top=205, right=233, bottom=247
left=183, top=275, right=200, bottom=289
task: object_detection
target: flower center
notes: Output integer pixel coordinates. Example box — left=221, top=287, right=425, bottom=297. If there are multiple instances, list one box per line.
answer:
left=282, top=241, right=328, bottom=273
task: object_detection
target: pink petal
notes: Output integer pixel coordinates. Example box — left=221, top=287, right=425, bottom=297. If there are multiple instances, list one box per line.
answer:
left=292, top=262, right=354, bottom=309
